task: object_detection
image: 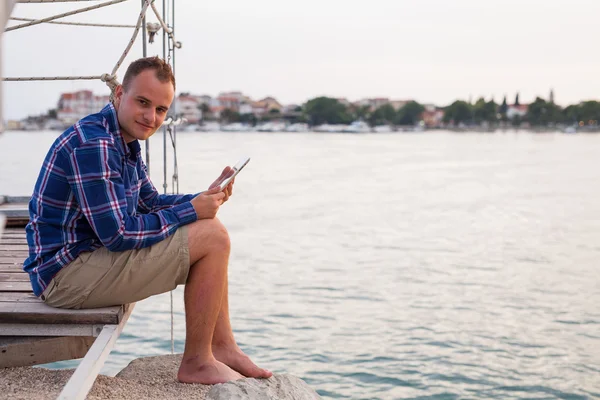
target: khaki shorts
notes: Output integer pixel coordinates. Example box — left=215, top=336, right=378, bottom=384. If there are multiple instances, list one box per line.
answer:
left=41, top=226, right=190, bottom=309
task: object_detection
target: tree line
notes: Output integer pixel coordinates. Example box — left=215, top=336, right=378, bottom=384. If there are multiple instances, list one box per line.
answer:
left=205, top=95, right=600, bottom=128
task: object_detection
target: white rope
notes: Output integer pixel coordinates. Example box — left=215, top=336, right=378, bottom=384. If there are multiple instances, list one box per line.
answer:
left=170, top=291, right=174, bottom=354
left=10, top=16, right=135, bottom=28
left=4, top=0, right=150, bottom=96
left=146, top=21, right=160, bottom=43
left=100, top=73, right=119, bottom=93
left=148, top=0, right=180, bottom=48
left=5, top=0, right=128, bottom=32
left=161, top=117, right=186, bottom=127
left=109, top=0, right=149, bottom=77
left=3, top=75, right=102, bottom=81
left=17, top=1, right=101, bottom=3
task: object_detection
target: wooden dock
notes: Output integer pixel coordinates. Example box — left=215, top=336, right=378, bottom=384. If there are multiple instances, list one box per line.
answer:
left=0, top=201, right=135, bottom=400
left=0, top=196, right=29, bottom=227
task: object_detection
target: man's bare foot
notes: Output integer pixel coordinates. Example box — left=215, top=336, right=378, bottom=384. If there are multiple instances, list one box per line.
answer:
left=212, top=344, right=272, bottom=379
left=178, top=356, right=244, bottom=384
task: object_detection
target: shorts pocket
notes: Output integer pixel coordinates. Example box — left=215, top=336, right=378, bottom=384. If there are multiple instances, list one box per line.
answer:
left=43, top=252, right=104, bottom=309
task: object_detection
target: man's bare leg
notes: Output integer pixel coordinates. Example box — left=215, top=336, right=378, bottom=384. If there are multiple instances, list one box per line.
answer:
left=211, top=271, right=273, bottom=378
left=177, top=219, right=244, bottom=384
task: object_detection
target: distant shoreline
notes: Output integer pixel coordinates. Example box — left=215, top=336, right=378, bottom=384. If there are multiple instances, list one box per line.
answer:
left=3, top=126, right=599, bottom=134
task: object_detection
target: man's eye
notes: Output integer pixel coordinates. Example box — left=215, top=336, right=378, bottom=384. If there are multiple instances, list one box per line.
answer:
left=139, top=99, right=147, bottom=105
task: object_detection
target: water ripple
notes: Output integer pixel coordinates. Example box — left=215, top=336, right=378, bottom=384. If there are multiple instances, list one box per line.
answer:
left=9, top=131, right=599, bottom=399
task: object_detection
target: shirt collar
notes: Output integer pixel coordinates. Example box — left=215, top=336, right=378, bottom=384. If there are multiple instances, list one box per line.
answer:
left=127, top=140, right=141, bottom=161
left=100, top=102, right=138, bottom=159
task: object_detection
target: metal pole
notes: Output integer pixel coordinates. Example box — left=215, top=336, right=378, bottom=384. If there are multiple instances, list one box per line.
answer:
left=162, top=0, right=167, bottom=195
left=162, top=0, right=175, bottom=357
left=141, top=0, right=150, bottom=175
left=172, top=0, right=178, bottom=193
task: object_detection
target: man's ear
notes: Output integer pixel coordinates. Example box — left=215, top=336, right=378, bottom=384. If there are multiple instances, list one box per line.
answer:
left=114, top=85, right=124, bottom=108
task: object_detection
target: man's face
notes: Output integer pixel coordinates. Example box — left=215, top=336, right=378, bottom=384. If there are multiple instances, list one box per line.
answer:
left=114, top=69, right=174, bottom=143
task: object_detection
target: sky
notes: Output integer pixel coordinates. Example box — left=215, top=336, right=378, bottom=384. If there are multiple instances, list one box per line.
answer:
left=2, top=0, right=600, bottom=120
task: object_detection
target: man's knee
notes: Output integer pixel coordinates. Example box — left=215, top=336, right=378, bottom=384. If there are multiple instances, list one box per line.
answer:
left=187, top=218, right=230, bottom=261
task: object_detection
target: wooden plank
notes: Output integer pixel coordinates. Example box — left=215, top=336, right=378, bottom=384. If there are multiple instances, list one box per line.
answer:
left=0, top=208, right=28, bottom=217
left=0, top=244, right=28, bottom=250
left=0, top=231, right=26, bottom=240
left=58, top=303, right=135, bottom=400
left=1, top=233, right=26, bottom=239
left=0, top=251, right=28, bottom=258
left=0, top=292, right=39, bottom=302
left=0, top=231, right=26, bottom=239
left=0, top=238, right=26, bottom=243
left=0, top=336, right=95, bottom=368
left=0, top=323, right=103, bottom=337
left=5, top=219, right=29, bottom=228
left=0, top=302, right=123, bottom=324
left=0, top=281, right=32, bottom=291
left=0, top=272, right=29, bottom=282
left=0, top=242, right=29, bottom=250
left=0, top=265, right=24, bottom=272
left=0, top=196, right=30, bottom=204
left=0, top=254, right=26, bottom=261
left=0, top=273, right=28, bottom=282
left=0, top=262, right=23, bottom=268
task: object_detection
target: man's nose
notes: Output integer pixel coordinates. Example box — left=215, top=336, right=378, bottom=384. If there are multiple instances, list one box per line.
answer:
left=143, top=108, right=155, bottom=124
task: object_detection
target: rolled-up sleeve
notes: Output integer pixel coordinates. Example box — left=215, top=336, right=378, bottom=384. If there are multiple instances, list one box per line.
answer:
left=137, top=161, right=200, bottom=213
left=66, top=139, right=197, bottom=252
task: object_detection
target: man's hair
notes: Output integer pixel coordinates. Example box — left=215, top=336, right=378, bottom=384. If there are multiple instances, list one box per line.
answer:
left=121, top=56, right=176, bottom=91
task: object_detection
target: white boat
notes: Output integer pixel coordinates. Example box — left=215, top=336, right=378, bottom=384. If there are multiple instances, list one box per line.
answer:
left=198, top=121, right=221, bottom=132
left=314, top=124, right=346, bottom=133
left=256, top=121, right=286, bottom=132
left=181, top=123, right=201, bottom=132
left=373, top=125, right=393, bottom=133
left=284, top=123, right=309, bottom=132
left=221, top=122, right=255, bottom=132
left=343, top=120, right=371, bottom=133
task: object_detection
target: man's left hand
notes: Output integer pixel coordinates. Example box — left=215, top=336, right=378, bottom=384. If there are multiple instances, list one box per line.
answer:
left=208, top=167, right=235, bottom=203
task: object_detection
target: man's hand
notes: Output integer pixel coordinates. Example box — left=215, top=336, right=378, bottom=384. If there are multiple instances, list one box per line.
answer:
left=208, top=167, right=235, bottom=204
left=191, top=186, right=226, bottom=219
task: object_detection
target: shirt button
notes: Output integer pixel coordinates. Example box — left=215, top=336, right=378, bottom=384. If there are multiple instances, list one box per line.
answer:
left=41, top=295, right=46, bottom=301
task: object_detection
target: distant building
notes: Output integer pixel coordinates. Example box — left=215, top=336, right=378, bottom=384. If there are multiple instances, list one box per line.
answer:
left=423, top=104, right=437, bottom=112
left=239, top=103, right=253, bottom=115
left=282, top=104, right=300, bottom=114
left=336, top=97, right=352, bottom=107
left=209, top=106, right=225, bottom=119
left=506, top=104, right=528, bottom=119
left=370, top=98, right=389, bottom=109
left=197, top=95, right=212, bottom=105
left=252, top=97, right=283, bottom=116
left=421, top=108, right=444, bottom=127
left=389, top=100, right=411, bottom=110
left=355, top=97, right=390, bottom=111
left=215, top=91, right=248, bottom=113
left=175, top=94, right=201, bottom=124
left=57, top=90, right=110, bottom=125
left=5, top=120, right=22, bottom=130
left=217, top=96, right=240, bottom=112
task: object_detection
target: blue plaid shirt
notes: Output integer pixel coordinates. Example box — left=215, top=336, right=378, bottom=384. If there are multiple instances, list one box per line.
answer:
left=24, top=103, right=198, bottom=296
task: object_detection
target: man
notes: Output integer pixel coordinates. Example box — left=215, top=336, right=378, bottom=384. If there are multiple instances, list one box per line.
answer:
left=23, top=56, right=271, bottom=384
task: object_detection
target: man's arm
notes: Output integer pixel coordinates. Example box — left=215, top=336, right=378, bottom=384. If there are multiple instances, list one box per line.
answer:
left=137, top=162, right=200, bottom=213
left=67, top=140, right=197, bottom=252
left=138, top=162, right=235, bottom=213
